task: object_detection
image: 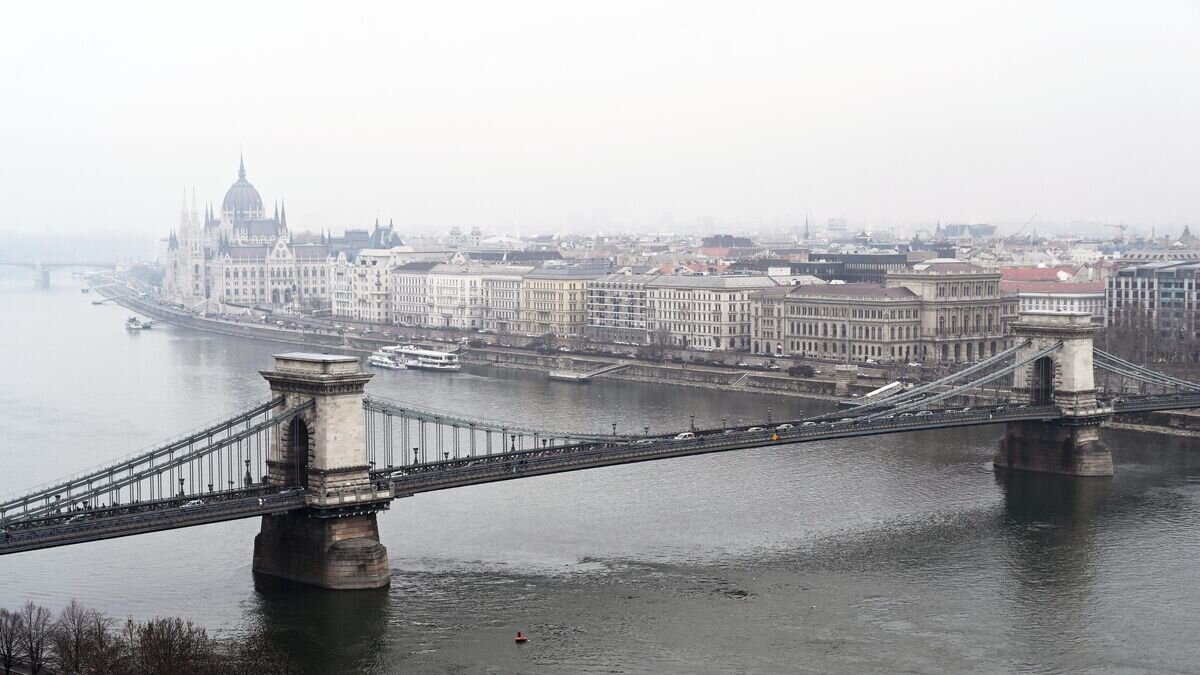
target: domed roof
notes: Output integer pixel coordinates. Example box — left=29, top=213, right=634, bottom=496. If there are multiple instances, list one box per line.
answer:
left=221, top=155, right=264, bottom=219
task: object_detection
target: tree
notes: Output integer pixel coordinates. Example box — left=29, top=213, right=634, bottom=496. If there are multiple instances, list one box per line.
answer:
left=19, top=602, right=52, bottom=675
left=125, top=617, right=217, bottom=675
left=84, top=611, right=125, bottom=675
left=638, top=328, right=674, bottom=362
left=51, top=600, right=95, bottom=675
left=0, top=608, right=20, bottom=675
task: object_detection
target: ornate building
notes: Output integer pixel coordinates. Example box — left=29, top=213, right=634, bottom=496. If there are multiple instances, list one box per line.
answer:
left=164, top=156, right=331, bottom=310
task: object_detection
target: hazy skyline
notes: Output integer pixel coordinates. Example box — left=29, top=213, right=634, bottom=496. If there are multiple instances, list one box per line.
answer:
left=1, top=1, right=1198, bottom=238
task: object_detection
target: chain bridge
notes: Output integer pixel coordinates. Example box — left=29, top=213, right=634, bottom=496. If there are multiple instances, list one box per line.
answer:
left=2, top=312, right=1198, bottom=589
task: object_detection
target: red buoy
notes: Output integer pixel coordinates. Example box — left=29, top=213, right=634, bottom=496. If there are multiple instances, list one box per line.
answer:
left=515, top=631, right=528, bottom=644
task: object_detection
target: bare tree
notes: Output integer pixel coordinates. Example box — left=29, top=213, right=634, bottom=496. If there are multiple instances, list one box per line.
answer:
left=126, top=617, right=216, bottom=675
left=19, top=602, right=52, bottom=675
left=84, top=611, right=125, bottom=675
left=51, top=600, right=95, bottom=675
left=0, top=608, right=21, bottom=675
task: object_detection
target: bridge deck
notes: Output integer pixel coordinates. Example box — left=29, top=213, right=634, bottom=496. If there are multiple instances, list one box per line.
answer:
left=4, top=394, right=1197, bottom=557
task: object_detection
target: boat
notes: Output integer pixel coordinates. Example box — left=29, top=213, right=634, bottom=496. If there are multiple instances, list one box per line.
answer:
left=125, top=316, right=152, bottom=331
left=515, top=632, right=528, bottom=644
left=367, top=348, right=408, bottom=370
left=390, top=345, right=461, bottom=371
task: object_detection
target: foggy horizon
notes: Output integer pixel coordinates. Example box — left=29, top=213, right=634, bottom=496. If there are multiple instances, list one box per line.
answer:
left=2, top=1, right=1198, bottom=238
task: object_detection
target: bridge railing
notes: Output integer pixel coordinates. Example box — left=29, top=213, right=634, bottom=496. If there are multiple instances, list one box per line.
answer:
left=381, top=405, right=1065, bottom=493
left=0, top=400, right=312, bottom=524
left=0, top=397, right=285, bottom=511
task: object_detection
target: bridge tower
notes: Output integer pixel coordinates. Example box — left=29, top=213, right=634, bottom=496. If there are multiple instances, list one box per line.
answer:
left=252, top=353, right=392, bottom=589
left=995, top=312, right=1114, bottom=476
left=34, top=261, right=50, bottom=288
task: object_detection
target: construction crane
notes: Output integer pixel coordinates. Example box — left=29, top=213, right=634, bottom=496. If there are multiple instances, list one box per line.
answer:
left=1106, top=223, right=1129, bottom=241
left=1002, top=213, right=1038, bottom=244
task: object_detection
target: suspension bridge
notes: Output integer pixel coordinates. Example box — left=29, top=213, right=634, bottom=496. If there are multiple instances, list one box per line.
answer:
left=1, top=312, right=1198, bottom=589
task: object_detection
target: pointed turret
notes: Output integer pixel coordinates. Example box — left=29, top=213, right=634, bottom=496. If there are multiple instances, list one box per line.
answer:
left=274, top=200, right=279, bottom=222
left=280, top=200, right=287, bottom=228
left=238, top=152, right=246, bottom=180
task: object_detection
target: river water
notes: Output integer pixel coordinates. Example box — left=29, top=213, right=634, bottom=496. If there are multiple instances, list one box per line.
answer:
left=3, top=272, right=1200, bottom=674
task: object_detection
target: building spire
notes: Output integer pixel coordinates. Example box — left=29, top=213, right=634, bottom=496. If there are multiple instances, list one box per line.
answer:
left=280, top=200, right=287, bottom=228
left=274, top=200, right=279, bottom=221
left=238, top=152, right=246, bottom=180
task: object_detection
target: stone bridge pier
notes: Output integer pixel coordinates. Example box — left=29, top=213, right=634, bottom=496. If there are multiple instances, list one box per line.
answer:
left=995, top=312, right=1114, bottom=476
left=252, top=353, right=391, bottom=590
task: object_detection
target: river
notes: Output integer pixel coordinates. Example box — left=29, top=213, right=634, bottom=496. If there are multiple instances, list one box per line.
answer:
left=2, top=271, right=1200, bottom=673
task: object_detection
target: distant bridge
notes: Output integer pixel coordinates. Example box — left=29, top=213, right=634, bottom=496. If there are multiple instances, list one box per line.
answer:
left=2, top=312, right=1198, bottom=590
left=0, top=260, right=120, bottom=287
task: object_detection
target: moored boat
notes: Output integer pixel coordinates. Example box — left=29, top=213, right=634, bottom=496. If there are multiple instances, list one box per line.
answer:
left=367, top=348, right=408, bottom=369
left=390, top=345, right=461, bottom=371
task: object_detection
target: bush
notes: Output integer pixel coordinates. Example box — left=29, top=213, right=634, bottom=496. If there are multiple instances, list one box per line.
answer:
left=788, top=364, right=815, bottom=378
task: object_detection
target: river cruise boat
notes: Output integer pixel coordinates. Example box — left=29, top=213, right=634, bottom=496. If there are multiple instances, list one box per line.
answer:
left=393, top=345, right=461, bottom=371
left=367, top=348, right=408, bottom=370
left=125, top=316, right=152, bottom=331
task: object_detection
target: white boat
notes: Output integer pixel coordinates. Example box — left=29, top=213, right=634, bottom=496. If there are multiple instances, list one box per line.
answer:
left=367, top=349, right=408, bottom=370
left=390, top=345, right=461, bottom=371
left=125, top=316, right=152, bottom=331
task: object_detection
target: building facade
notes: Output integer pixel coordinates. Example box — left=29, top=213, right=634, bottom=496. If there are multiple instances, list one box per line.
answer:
left=584, top=273, right=660, bottom=344
left=884, top=260, right=1016, bottom=363
left=1001, top=281, right=1105, bottom=324
left=646, top=276, right=778, bottom=350
left=1106, top=260, right=1200, bottom=337
left=752, top=284, right=923, bottom=360
left=164, top=156, right=331, bottom=311
left=750, top=259, right=1018, bottom=363
left=519, top=265, right=610, bottom=336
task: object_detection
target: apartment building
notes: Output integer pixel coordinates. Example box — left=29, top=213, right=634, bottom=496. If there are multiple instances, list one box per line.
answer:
left=426, top=263, right=534, bottom=330
left=519, top=264, right=610, bottom=336
left=391, top=261, right=439, bottom=326
left=646, top=276, right=778, bottom=350
left=584, top=273, right=661, bottom=344
left=482, top=266, right=535, bottom=333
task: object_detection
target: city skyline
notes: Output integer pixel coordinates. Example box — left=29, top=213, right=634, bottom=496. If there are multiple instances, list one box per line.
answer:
left=2, top=1, right=1199, bottom=237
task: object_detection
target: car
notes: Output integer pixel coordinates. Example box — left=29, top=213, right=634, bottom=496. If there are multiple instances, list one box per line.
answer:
left=723, top=429, right=736, bottom=434
left=879, top=414, right=895, bottom=420
left=674, top=432, right=696, bottom=440
left=915, top=410, right=933, bottom=416
left=767, top=364, right=781, bottom=371
left=746, top=426, right=765, bottom=432
left=839, top=418, right=854, bottom=423
left=776, top=423, right=794, bottom=430
left=801, top=421, right=817, bottom=427
left=898, top=412, right=915, bottom=418
left=907, top=362, right=921, bottom=367
left=180, top=499, right=205, bottom=508
left=634, top=439, right=654, bottom=445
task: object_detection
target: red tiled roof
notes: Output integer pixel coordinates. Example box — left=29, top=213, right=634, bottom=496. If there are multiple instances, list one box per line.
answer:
left=999, top=266, right=1074, bottom=281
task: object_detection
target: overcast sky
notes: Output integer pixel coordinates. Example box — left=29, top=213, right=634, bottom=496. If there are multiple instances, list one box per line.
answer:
left=1, top=1, right=1197, bottom=238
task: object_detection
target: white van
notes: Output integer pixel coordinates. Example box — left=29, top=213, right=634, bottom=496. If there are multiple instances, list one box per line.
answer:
left=674, top=432, right=696, bottom=440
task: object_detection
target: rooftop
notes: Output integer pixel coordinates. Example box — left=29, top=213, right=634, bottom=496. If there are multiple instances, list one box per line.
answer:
left=646, top=275, right=778, bottom=289
left=787, top=283, right=919, bottom=300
